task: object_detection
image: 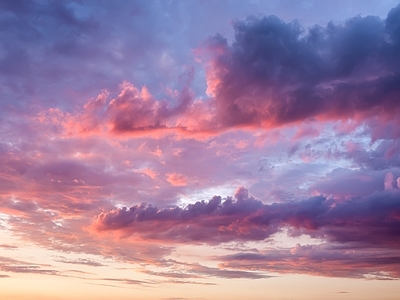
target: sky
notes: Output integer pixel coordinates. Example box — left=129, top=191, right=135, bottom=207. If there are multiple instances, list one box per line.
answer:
left=1, top=0, right=400, bottom=299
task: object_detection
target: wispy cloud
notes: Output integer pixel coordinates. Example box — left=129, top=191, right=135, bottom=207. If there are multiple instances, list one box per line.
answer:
left=54, top=256, right=107, bottom=267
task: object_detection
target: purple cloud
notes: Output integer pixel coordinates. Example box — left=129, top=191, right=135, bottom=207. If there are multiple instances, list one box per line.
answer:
left=200, top=4, right=400, bottom=130
left=93, top=187, right=400, bottom=250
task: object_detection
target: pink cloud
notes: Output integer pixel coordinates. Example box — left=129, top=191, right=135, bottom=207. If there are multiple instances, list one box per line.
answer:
left=138, top=168, right=158, bottom=180
left=166, top=173, right=187, bottom=186
left=384, top=173, right=395, bottom=191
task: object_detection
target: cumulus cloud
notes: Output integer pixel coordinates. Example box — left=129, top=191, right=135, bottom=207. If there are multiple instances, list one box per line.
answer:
left=92, top=188, right=274, bottom=243
left=92, top=187, right=400, bottom=250
left=199, top=4, right=400, bottom=130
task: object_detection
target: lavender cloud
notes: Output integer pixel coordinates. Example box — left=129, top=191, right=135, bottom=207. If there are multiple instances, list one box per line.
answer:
left=218, top=243, right=400, bottom=279
left=0, top=256, right=59, bottom=276
left=141, top=261, right=269, bottom=280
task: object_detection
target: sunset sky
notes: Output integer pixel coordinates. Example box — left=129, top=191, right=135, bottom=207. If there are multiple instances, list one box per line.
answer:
left=1, top=1, right=400, bottom=299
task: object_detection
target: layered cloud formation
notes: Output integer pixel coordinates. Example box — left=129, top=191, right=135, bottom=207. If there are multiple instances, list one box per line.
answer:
left=1, top=0, right=400, bottom=288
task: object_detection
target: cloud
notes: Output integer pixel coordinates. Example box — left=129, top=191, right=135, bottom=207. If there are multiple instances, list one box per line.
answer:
left=163, top=279, right=216, bottom=286
left=141, top=260, right=269, bottom=280
left=34, top=3, right=400, bottom=137
left=92, top=187, right=278, bottom=244
left=0, top=244, right=17, bottom=250
left=2, top=1, right=400, bottom=286
left=166, top=173, right=188, bottom=186
left=55, top=79, right=203, bottom=137
left=0, top=265, right=59, bottom=276
left=218, top=242, right=400, bottom=279
left=309, top=168, right=396, bottom=199
left=384, top=172, right=395, bottom=190
left=1, top=1, right=400, bottom=139
left=0, top=0, right=197, bottom=115
left=54, top=257, right=106, bottom=267
left=0, top=256, right=59, bottom=276
left=106, top=81, right=193, bottom=133
left=180, top=263, right=270, bottom=279
left=338, top=139, right=400, bottom=171
left=198, top=4, right=400, bottom=131
left=92, top=186, right=400, bottom=251
left=99, top=277, right=151, bottom=286
left=89, top=183, right=400, bottom=278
